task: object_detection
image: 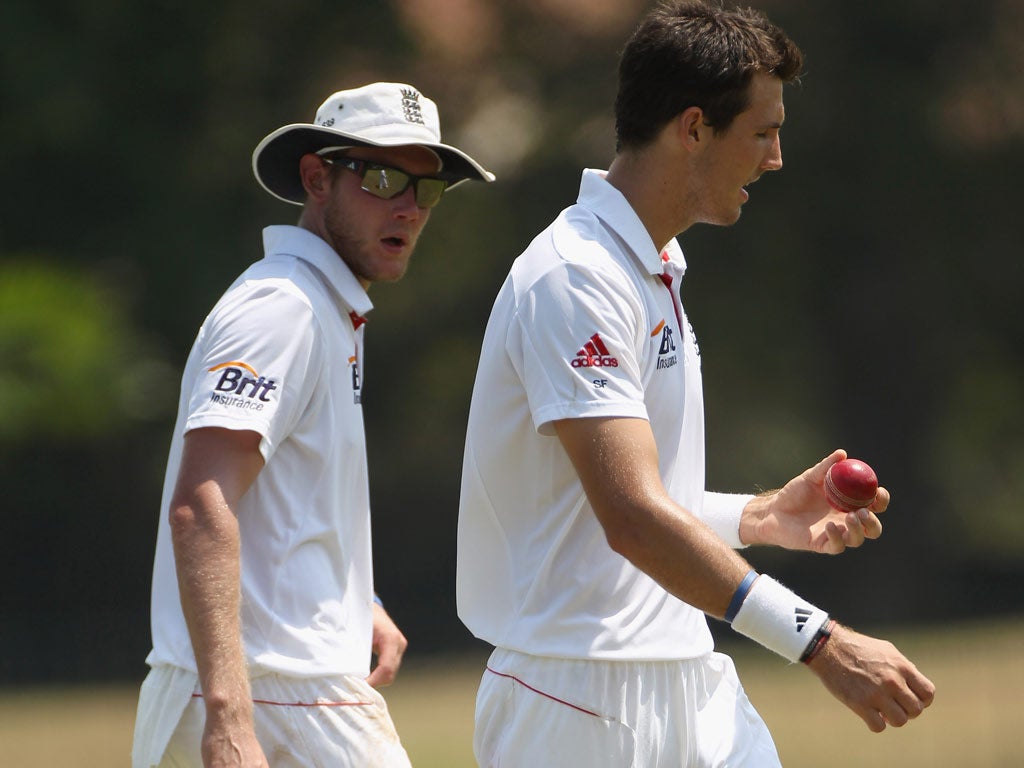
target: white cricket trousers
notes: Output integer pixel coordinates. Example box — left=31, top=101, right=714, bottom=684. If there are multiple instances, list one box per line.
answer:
left=131, top=664, right=412, bottom=768
left=474, top=647, right=782, bottom=767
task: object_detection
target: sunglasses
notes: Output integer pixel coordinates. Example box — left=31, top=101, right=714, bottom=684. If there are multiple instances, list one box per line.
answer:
left=321, top=156, right=449, bottom=208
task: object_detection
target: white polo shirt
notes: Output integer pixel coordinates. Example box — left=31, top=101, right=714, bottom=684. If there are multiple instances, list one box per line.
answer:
left=457, top=170, right=746, bottom=660
left=146, top=224, right=377, bottom=678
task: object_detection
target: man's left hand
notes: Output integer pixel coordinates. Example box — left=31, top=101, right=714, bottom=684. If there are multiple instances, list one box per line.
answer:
left=366, top=601, right=408, bottom=688
left=739, top=450, right=888, bottom=553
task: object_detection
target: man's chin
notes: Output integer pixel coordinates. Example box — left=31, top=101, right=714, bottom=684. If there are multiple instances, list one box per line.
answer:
left=368, top=264, right=412, bottom=285
left=698, top=209, right=743, bottom=228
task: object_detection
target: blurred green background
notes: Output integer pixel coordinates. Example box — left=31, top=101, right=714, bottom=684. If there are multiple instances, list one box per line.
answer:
left=2, top=0, right=1022, bottom=707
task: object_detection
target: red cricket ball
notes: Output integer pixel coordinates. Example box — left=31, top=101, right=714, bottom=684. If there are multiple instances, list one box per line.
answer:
left=824, top=458, right=878, bottom=513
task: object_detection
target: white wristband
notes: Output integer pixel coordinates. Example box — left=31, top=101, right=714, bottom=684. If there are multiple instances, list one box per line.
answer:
left=701, top=492, right=754, bottom=548
left=730, top=575, right=829, bottom=663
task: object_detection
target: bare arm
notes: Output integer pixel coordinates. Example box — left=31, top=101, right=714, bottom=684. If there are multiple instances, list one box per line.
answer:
left=554, top=416, right=935, bottom=731
left=553, top=416, right=751, bottom=619
left=168, top=426, right=266, bottom=767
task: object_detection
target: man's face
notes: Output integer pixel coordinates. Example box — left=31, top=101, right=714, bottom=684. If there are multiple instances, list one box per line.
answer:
left=320, top=145, right=441, bottom=287
left=693, top=73, right=786, bottom=226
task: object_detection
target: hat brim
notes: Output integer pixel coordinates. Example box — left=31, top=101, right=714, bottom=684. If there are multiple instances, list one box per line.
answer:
left=252, top=124, right=495, bottom=205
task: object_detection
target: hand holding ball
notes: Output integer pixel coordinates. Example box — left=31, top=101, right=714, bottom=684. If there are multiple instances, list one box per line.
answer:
left=824, top=459, right=878, bottom=513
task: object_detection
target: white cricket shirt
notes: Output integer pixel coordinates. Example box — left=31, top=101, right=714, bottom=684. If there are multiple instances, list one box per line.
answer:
left=458, top=170, right=745, bottom=660
left=146, top=225, right=378, bottom=678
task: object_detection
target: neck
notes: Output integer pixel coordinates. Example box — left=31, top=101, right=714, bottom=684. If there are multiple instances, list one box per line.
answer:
left=296, top=208, right=373, bottom=291
left=605, top=147, right=696, bottom=252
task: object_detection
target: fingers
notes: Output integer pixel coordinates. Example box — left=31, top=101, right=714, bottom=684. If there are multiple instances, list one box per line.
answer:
left=862, top=670, right=935, bottom=732
left=879, top=692, right=915, bottom=728
left=827, top=477, right=887, bottom=552
left=822, top=521, right=846, bottom=554
left=821, top=507, right=882, bottom=553
left=870, top=485, right=890, bottom=514
left=842, top=508, right=882, bottom=544
left=908, top=667, right=937, bottom=708
left=810, top=625, right=936, bottom=734
left=856, top=507, right=883, bottom=539
left=367, top=603, right=408, bottom=688
left=811, top=449, right=848, bottom=481
left=898, top=662, right=937, bottom=721
left=366, top=655, right=401, bottom=688
left=366, top=633, right=407, bottom=688
left=859, top=708, right=888, bottom=733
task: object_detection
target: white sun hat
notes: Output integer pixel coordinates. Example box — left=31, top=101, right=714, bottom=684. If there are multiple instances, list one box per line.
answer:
left=252, top=82, right=495, bottom=205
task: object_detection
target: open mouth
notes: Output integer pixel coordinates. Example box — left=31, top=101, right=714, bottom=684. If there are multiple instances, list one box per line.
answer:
left=382, top=235, right=407, bottom=248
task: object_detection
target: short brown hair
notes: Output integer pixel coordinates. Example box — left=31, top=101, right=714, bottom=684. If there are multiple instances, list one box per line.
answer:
left=614, top=0, right=803, bottom=151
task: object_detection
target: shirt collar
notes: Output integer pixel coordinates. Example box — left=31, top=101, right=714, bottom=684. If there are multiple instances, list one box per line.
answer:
left=577, top=168, right=687, bottom=278
left=261, top=225, right=373, bottom=317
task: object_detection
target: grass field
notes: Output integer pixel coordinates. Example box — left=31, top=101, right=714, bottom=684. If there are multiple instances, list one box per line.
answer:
left=1, top=617, right=1020, bottom=767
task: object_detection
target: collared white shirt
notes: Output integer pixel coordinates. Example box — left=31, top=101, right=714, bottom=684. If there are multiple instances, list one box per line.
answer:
left=458, top=169, right=739, bottom=660
left=147, top=225, right=378, bottom=677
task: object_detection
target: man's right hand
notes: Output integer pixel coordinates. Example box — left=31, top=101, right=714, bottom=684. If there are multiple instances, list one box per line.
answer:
left=806, top=623, right=936, bottom=731
left=201, top=717, right=268, bottom=767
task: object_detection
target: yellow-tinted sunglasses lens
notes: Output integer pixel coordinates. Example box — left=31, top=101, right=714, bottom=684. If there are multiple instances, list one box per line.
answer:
left=360, top=166, right=448, bottom=208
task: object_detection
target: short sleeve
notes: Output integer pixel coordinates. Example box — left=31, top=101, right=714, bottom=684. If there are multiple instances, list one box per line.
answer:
left=508, top=261, right=650, bottom=435
left=184, top=280, right=322, bottom=460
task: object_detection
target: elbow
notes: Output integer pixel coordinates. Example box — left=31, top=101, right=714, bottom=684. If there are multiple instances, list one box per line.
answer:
left=601, top=512, right=648, bottom=563
left=167, top=485, right=238, bottom=548
left=167, top=501, right=196, bottom=542
left=604, top=529, right=634, bottom=560
left=597, top=495, right=687, bottom=565
left=167, top=485, right=204, bottom=543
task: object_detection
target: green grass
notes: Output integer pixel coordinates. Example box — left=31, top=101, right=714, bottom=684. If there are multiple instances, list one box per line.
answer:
left=2, top=617, right=1020, bottom=767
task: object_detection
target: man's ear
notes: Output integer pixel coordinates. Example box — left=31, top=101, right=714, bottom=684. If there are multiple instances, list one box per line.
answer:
left=677, top=106, right=707, bottom=150
left=298, top=153, right=330, bottom=201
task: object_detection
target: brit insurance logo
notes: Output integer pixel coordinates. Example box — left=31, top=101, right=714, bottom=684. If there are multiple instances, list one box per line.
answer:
left=651, top=319, right=678, bottom=370
left=571, top=333, right=619, bottom=368
left=349, top=353, right=362, bottom=404
left=208, top=361, right=278, bottom=412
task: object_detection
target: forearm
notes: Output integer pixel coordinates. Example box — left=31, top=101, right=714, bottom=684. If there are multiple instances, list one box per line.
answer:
left=555, top=417, right=830, bottom=662
left=605, top=493, right=756, bottom=619
left=169, top=492, right=253, bottom=723
left=556, top=417, right=752, bottom=619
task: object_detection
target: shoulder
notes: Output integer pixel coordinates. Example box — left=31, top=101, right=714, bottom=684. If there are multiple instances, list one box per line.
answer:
left=514, top=206, right=632, bottom=285
left=231, top=257, right=327, bottom=308
left=205, top=261, right=325, bottom=344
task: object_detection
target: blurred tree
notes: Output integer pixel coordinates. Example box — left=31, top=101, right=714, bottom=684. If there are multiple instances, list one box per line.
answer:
left=0, top=259, right=174, bottom=443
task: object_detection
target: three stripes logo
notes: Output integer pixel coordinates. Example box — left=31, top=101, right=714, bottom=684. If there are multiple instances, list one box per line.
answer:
left=571, top=333, right=619, bottom=368
left=794, top=606, right=813, bottom=633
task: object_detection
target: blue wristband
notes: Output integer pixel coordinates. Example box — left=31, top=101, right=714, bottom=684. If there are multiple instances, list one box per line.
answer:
left=373, top=594, right=384, bottom=607
left=725, top=570, right=759, bottom=624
